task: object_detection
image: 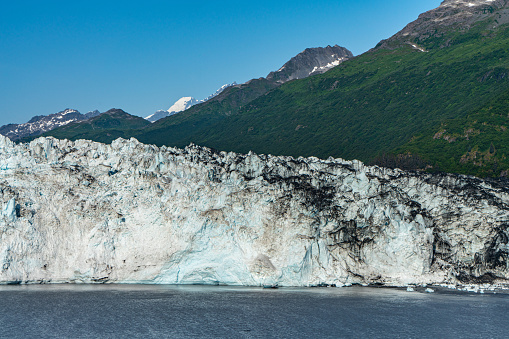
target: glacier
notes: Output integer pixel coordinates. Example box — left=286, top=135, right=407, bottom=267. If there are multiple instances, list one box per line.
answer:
left=0, top=135, right=508, bottom=287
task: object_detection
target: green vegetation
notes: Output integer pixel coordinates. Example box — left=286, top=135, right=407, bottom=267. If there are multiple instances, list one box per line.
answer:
left=397, top=88, right=509, bottom=177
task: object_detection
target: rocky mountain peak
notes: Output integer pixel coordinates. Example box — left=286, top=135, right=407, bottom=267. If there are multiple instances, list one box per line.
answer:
left=376, top=0, right=509, bottom=49
left=440, top=0, right=505, bottom=8
left=266, top=45, right=353, bottom=84
left=85, top=110, right=101, bottom=119
left=103, top=108, right=129, bottom=116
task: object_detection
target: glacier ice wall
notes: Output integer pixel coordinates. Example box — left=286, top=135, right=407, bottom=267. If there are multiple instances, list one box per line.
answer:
left=0, top=135, right=508, bottom=286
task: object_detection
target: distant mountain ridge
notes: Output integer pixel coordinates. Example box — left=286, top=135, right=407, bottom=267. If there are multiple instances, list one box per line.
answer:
left=0, top=109, right=100, bottom=141
left=38, top=44, right=352, bottom=144
left=37, top=108, right=151, bottom=143
left=15, top=0, right=509, bottom=178
left=145, top=82, right=237, bottom=122
left=146, top=45, right=353, bottom=122
left=119, top=44, right=354, bottom=150
left=142, top=45, right=353, bottom=123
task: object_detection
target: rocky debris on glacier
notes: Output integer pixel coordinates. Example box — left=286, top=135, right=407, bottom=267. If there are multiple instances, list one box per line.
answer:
left=0, top=134, right=508, bottom=288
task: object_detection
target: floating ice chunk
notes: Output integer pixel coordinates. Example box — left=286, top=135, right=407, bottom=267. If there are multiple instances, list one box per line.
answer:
left=425, top=288, right=435, bottom=293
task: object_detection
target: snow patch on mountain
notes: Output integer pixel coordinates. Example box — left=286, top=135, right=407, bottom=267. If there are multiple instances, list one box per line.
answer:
left=310, top=57, right=349, bottom=75
left=442, top=0, right=496, bottom=7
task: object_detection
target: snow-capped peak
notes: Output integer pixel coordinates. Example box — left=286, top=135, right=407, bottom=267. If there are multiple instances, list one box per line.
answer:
left=146, top=82, right=237, bottom=122
left=168, top=97, right=199, bottom=114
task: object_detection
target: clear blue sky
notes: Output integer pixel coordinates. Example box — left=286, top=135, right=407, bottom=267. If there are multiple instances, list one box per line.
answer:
left=0, top=0, right=442, bottom=126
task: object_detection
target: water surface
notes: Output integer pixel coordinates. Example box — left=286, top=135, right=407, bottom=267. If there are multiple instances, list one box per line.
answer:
left=0, top=284, right=507, bottom=338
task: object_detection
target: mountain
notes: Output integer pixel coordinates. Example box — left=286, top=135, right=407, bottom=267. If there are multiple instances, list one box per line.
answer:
left=145, top=47, right=352, bottom=123
left=145, top=110, right=172, bottom=123
left=125, top=45, right=353, bottom=146
left=41, top=44, right=352, bottom=145
left=123, top=0, right=509, bottom=178
left=202, top=82, right=238, bottom=102
left=145, top=97, right=199, bottom=122
left=378, top=0, right=509, bottom=48
left=266, top=45, right=353, bottom=83
left=36, top=108, right=151, bottom=143
left=84, top=110, right=101, bottom=119
left=145, top=83, right=237, bottom=122
left=0, top=108, right=101, bottom=141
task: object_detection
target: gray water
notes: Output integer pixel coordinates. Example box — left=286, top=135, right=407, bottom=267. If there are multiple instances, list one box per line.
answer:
left=0, top=285, right=507, bottom=338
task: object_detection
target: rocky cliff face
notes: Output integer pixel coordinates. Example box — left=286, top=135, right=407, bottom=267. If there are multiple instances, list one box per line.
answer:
left=0, top=135, right=508, bottom=287
left=266, top=45, right=353, bottom=84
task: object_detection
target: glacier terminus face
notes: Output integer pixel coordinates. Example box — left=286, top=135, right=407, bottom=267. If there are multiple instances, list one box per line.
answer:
left=0, top=135, right=508, bottom=288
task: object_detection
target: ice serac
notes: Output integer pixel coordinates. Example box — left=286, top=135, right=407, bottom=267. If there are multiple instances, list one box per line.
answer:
left=0, top=135, right=508, bottom=287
